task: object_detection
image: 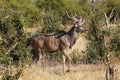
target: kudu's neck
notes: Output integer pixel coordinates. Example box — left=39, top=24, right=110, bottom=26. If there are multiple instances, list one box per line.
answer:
left=68, top=27, right=79, bottom=48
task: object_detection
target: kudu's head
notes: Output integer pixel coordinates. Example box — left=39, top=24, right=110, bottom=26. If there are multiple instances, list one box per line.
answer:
left=64, top=8, right=87, bottom=33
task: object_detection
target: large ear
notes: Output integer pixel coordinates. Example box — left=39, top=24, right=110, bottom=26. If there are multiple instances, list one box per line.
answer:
left=78, top=18, right=85, bottom=26
left=74, top=22, right=78, bottom=27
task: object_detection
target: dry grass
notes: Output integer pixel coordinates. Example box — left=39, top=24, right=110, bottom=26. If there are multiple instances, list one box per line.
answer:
left=18, top=64, right=120, bottom=80
left=71, top=34, right=88, bottom=54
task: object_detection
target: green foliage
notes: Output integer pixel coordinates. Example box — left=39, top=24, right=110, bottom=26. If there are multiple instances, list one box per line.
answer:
left=85, top=0, right=120, bottom=63
left=85, top=15, right=105, bottom=63
left=0, top=0, right=120, bottom=79
left=43, top=10, right=62, bottom=33
left=109, top=26, right=120, bottom=59
left=0, top=7, right=31, bottom=79
left=106, top=0, right=120, bottom=11
left=0, top=9, right=31, bottom=66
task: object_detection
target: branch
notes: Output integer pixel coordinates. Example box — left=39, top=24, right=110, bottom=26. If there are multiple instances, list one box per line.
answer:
left=114, top=13, right=118, bottom=23
left=0, top=39, right=8, bottom=51
left=104, top=12, right=109, bottom=25
left=104, top=8, right=116, bottom=31
left=110, top=8, right=115, bottom=19
left=104, top=12, right=110, bottom=30
left=5, top=42, right=18, bottom=54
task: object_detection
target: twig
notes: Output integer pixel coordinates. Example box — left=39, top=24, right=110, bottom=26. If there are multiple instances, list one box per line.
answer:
left=5, top=42, right=18, bottom=54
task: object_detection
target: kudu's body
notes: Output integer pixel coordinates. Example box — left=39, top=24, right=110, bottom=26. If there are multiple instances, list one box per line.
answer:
left=31, top=9, right=86, bottom=74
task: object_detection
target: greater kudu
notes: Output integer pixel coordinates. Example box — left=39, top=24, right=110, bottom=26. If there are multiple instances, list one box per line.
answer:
left=31, top=9, right=87, bottom=74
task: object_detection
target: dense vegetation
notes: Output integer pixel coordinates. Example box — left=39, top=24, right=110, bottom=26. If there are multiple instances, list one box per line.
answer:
left=0, top=0, right=120, bottom=79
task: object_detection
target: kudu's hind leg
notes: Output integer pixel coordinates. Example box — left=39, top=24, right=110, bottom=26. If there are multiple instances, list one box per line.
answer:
left=40, top=50, right=47, bottom=69
left=36, top=49, right=42, bottom=67
left=31, top=49, right=42, bottom=67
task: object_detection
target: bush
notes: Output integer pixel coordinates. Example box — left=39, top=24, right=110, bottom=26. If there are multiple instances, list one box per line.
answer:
left=85, top=16, right=105, bottom=63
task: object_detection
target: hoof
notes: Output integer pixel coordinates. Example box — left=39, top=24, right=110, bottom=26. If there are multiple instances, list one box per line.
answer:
left=63, top=72, right=66, bottom=75
left=66, top=69, right=70, bottom=73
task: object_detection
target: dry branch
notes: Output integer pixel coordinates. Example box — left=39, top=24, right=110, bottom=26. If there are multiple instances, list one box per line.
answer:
left=5, top=42, right=18, bottom=54
left=104, top=8, right=117, bottom=31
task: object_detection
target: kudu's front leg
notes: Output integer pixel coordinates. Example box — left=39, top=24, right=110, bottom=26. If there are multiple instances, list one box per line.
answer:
left=66, top=54, right=71, bottom=72
left=62, top=55, right=66, bottom=74
left=62, top=50, right=72, bottom=74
